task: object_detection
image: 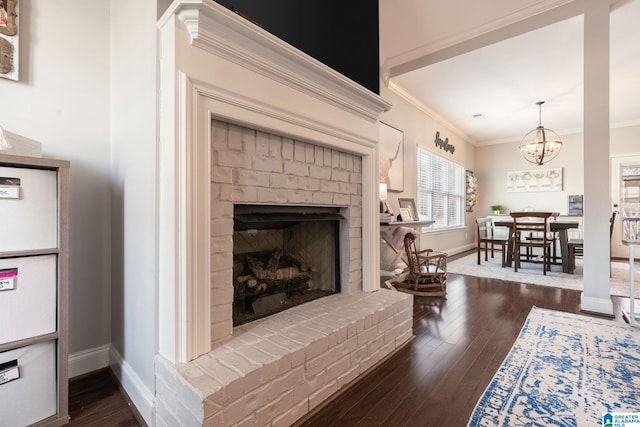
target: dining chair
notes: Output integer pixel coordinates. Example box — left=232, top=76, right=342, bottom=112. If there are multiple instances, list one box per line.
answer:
left=476, top=217, right=508, bottom=266
left=524, top=230, right=560, bottom=264
left=510, top=212, right=555, bottom=275
left=567, top=211, right=617, bottom=274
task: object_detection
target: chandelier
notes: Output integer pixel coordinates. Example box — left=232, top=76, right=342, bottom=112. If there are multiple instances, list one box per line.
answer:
left=519, top=101, right=562, bottom=166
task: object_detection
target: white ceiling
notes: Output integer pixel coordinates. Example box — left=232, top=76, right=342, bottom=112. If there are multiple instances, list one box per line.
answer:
left=380, top=0, right=640, bottom=145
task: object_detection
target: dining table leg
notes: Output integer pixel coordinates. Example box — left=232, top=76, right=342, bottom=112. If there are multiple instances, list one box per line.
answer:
left=505, top=226, right=514, bottom=267
left=558, top=229, right=570, bottom=273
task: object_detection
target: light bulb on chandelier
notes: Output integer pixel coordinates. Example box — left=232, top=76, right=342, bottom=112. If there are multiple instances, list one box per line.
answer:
left=519, top=101, right=562, bottom=166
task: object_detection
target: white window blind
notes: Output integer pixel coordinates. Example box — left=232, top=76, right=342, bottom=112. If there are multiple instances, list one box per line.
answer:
left=416, top=146, right=464, bottom=229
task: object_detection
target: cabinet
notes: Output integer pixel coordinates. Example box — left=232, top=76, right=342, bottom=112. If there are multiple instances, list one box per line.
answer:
left=0, top=154, right=69, bottom=426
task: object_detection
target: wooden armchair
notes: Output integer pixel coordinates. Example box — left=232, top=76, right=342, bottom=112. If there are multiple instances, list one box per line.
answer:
left=391, top=233, right=447, bottom=296
left=511, top=212, right=554, bottom=275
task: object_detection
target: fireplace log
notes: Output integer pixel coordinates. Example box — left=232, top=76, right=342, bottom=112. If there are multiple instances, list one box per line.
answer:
left=265, top=248, right=282, bottom=273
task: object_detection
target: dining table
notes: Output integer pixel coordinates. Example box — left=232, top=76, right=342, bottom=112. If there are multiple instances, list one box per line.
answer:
left=494, top=217, right=581, bottom=273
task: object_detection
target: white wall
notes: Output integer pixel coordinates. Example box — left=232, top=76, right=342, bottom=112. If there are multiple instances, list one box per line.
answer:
left=109, top=0, right=158, bottom=422
left=612, top=124, right=640, bottom=155
left=379, top=83, right=477, bottom=254
left=475, top=132, right=585, bottom=215
left=0, top=0, right=112, bottom=363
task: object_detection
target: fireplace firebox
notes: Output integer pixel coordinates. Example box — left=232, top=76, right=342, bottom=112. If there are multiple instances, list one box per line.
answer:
left=232, top=204, right=342, bottom=325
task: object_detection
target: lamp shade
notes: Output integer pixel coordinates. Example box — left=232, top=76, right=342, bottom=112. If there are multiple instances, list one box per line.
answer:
left=379, top=182, right=388, bottom=200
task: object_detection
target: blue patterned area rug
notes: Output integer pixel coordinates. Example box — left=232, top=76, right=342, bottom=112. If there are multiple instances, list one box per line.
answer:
left=468, top=307, right=640, bottom=426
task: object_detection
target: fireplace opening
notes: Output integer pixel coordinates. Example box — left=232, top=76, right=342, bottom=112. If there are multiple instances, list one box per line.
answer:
left=232, top=204, right=342, bottom=326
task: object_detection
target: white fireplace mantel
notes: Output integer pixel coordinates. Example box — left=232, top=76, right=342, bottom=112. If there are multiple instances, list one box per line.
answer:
left=157, top=0, right=391, bottom=364
left=160, top=0, right=390, bottom=123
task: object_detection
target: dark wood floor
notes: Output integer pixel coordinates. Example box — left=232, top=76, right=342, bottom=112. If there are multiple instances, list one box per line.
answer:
left=69, top=369, right=144, bottom=426
left=69, top=262, right=628, bottom=427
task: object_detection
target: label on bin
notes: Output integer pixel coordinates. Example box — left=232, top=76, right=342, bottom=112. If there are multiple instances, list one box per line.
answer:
left=0, top=360, right=20, bottom=386
left=0, top=177, right=21, bottom=199
left=0, top=268, right=17, bottom=291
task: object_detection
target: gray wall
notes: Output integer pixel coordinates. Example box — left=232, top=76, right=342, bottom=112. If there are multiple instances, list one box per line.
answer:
left=475, top=123, right=640, bottom=217
left=0, top=0, right=112, bottom=365
left=379, top=84, right=478, bottom=254
left=1, top=1, right=159, bottom=422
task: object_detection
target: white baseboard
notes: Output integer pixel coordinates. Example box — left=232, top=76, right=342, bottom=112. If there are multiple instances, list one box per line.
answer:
left=447, top=243, right=476, bottom=256
left=109, top=346, right=156, bottom=426
left=68, top=344, right=111, bottom=378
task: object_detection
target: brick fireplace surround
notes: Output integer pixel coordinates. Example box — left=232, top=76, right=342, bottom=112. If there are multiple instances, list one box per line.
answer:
left=155, top=2, right=413, bottom=425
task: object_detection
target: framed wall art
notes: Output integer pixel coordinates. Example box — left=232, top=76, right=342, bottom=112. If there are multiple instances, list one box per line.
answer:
left=398, top=198, right=418, bottom=221
left=0, top=0, right=18, bottom=81
left=507, top=167, right=562, bottom=192
left=379, top=122, right=404, bottom=192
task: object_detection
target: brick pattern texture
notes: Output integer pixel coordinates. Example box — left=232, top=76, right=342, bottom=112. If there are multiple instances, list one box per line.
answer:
left=210, top=120, right=364, bottom=348
left=155, top=290, right=413, bottom=427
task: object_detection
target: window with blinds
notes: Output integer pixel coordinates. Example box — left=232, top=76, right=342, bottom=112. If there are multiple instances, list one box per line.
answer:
left=416, top=146, right=464, bottom=229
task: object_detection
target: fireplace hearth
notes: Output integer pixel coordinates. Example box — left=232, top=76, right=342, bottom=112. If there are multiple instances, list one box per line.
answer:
left=233, top=205, right=341, bottom=325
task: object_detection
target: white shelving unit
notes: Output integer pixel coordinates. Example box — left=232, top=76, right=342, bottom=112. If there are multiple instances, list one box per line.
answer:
left=621, top=165, right=640, bottom=326
left=0, top=154, right=69, bottom=426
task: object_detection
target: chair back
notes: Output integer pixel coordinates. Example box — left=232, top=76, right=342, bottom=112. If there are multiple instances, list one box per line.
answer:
left=476, top=218, right=493, bottom=240
left=510, top=212, right=554, bottom=243
left=402, top=232, right=447, bottom=276
left=403, top=234, right=420, bottom=274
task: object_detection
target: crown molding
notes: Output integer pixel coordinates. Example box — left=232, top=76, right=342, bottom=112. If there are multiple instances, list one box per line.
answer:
left=386, top=0, right=579, bottom=77
left=161, top=0, right=391, bottom=122
left=387, top=80, right=475, bottom=145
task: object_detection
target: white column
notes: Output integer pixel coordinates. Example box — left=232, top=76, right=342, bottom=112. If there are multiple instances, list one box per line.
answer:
left=581, top=0, right=613, bottom=315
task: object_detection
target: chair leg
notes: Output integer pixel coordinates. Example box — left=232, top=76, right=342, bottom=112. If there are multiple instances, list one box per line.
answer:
left=477, top=244, right=481, bottom=265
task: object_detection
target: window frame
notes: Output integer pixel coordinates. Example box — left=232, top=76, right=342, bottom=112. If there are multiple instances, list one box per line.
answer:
left=416, top=145, right=465, bottom=230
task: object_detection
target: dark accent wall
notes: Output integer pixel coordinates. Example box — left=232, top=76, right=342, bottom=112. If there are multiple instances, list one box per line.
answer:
left=214, top=0, right=380, bottom=94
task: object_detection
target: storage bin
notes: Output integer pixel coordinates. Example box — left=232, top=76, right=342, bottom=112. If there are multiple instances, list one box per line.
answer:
left=0, top=166, right=58, bottom=252
left=0, top=341, right=57, bottom=427
left=0, top=255, right=57, bottom=344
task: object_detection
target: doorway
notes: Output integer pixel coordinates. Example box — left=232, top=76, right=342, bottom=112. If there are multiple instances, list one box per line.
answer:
left=611, top=154, right=640, bottom=258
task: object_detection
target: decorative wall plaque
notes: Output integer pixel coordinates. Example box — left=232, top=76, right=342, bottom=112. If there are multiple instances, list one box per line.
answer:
left=0, top=0, right=17, bottom=80
left=0, top=0, right=18, bottom=36
left=0, top=38, right=12, bottom=74
left=434, top=131, right=455, bottom=154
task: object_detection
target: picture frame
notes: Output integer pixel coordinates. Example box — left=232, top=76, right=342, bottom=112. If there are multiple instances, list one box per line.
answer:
left=381, top=200, right=394, bottom=215
left=398, top=198, right=418, bottom=221
left=379, top=122, right=404, bottom=192
left=506, top=167, right=562, bottom=193
left=399, top=207, right=413, bottom=222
